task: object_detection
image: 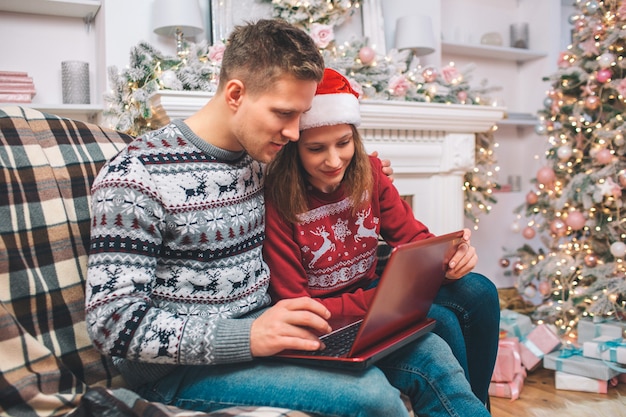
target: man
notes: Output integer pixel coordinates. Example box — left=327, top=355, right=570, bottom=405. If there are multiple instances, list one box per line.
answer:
left=86, top=19, right=490, bottom=417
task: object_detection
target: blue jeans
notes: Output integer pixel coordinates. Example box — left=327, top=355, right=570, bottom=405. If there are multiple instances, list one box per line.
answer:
left=428, top=272, right=500, bottom=404
left=134, top=332, right=490, bottom=417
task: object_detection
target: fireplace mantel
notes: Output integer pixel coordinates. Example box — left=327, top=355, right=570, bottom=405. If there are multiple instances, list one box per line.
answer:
left=151, top=91, right=505, bottom=234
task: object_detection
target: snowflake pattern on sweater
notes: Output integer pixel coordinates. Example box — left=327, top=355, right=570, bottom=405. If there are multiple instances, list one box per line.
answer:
left=86, top=120, right=270, bottom=368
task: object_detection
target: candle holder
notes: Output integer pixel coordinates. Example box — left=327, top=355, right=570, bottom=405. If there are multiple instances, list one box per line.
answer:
left=62, top=61, right=90, bottom=104
left=510, top=23, right=529, bottom=49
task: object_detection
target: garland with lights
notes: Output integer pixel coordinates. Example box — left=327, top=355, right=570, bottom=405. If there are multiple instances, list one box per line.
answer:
left=502, top=0, right=626, bottom=338
left=103, top=1, right=501, bottom=224
left=267, top=0, right=363, bottom=31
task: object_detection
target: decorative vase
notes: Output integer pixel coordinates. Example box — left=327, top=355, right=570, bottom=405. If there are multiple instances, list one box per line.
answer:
left=62, top=61, right=90, bottom=104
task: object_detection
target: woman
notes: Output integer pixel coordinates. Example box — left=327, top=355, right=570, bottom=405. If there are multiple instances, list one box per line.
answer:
left=264, top=68, right=499, bottom=406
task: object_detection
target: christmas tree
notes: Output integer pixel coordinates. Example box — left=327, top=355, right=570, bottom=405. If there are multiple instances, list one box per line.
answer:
left=507, top=0, right=626, bottom=340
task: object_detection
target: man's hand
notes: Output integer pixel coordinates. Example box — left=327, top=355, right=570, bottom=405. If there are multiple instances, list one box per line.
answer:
left=250, top=297, right=332, bottom=357
left=371, top=151, right=394, bottom=183
left=445, top=228, right=478, bottom=280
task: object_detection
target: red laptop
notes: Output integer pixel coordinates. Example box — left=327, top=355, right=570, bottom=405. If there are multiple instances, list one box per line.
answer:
left=272, top=230, right=465, bottom=370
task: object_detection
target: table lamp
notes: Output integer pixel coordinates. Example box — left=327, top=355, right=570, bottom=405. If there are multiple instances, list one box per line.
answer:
left=394, top=15, right=436, bottom=58
left=153, top=0, right=204, bottom=59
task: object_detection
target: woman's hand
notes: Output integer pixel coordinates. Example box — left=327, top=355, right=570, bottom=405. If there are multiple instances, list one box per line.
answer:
left=445, top=228, right=478, bottom=280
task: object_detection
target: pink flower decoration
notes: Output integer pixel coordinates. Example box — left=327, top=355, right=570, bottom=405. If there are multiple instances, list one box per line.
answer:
left=208, top=41, right=226, bottom=63
left=557, top=52, right=571, bottom=68
left=441, top=65, right=460, bottom=84
left=309, top=23, right=335, bottom=49
left=581, top=38, right=599, bottom=56
left=603, top=177, right=622, bottom=198
left=388, top=75, right=411, bottom=97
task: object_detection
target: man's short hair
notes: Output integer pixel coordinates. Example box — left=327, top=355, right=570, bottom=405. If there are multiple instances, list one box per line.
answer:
left=218, top=19, right=325, bottom=95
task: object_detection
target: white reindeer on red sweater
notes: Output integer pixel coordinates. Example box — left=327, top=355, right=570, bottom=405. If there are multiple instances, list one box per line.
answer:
left=354, top=208, right=379, bottom=242
left=308, top=226, right=336, bottom=268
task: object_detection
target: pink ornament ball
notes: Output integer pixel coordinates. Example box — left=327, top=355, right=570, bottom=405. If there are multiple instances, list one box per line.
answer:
left=597, top=68, right=612, bottom=83
left=585, top=95, right=600, bottom=110
left=536, top=166, right=556, bottom=185
left=526, top=192, right=539, bottom=205
left=522, top=226, right=536, bottom=239
left=595, top=148, right=613, bottom=164
left=358, top=46, right=376, bottom=65
left=610, top=241, right=626, bottom=258
left=550, top=219, right=567, bottom=236
left=457, top=90, right=468, bottom=102
left=584, top=253, right=598, bottom=267
left=566, top=210, right=586, bottom=230
left=423, top=68, right=438, bottom=83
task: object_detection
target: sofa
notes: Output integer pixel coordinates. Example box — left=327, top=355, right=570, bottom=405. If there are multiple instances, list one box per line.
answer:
left=0, top=106, right=318, bottom=417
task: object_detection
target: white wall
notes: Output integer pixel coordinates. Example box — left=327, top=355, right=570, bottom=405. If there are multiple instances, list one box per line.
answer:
left=0, top=0, right=208, bottom=105
left=437, top=0, right=563, bottom=287
left=0, top=11, right=97, bottom=104
left=0, top=0, right=568, bottom=288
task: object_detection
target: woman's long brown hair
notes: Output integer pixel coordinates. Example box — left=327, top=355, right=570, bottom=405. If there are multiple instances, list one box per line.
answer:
left=265, top=125, right=373, bottom=224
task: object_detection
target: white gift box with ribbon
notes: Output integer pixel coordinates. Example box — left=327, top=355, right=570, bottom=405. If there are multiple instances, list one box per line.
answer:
left=583, top=336, right=626, bottom=365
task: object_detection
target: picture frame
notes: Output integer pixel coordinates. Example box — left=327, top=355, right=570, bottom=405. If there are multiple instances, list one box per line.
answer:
left=207, top=0, right=387, bottom=54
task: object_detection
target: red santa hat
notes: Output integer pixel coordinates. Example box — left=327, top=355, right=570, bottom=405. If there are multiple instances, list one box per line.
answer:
left=299, top=68, right=361, bottom=131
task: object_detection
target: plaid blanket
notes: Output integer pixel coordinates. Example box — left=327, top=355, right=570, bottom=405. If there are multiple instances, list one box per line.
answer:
left=0, top=106, right=316, bottom=417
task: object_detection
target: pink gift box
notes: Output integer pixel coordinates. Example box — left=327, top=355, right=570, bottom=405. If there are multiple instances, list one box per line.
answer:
left=488, top=372, right=525, bottom=401
left=491, top=337, right=524, bottom=382
left=519, top=323, right=562, bottom=371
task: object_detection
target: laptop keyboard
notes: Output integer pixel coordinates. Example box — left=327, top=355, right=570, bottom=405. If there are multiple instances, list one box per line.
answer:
left=308, top=320, right=363, bottom=357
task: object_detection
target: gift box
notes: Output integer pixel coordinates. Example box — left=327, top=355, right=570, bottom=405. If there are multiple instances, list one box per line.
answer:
left=577, top=317, right=626, bottom=344
left=500, top=309, right=534, bottom=340
left=492, top=337, right=524, bottom=382
left=543, top=348, right=622, bottom=380
left=488, top=372, right=525, bottom=401
left=519, top=323, right=561, bottom=371
left=582, top=336, right=626, bottom=365
left=555, top=371, right=617, bottom=394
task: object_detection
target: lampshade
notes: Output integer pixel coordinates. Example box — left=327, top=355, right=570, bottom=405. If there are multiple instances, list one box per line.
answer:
left=394, top=15, right=436, bottom=57
left=152, top=0, right=204, bottom=38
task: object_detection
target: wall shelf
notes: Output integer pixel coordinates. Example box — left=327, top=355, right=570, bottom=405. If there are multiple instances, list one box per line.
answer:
left=497, top=112, right=538, bottom=127
left=442, top=41, right=547, bottom=63
left=20, top=103, right=103, bottom=122
left=0, top=0, right=101, bottom=20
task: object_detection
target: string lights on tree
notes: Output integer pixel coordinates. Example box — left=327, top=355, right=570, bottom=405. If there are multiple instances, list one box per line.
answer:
left=503, top=0, right=626, bottom=339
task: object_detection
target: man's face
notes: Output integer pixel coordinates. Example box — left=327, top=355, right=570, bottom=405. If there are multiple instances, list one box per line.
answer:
left=232, top=75, right=318, bottom=164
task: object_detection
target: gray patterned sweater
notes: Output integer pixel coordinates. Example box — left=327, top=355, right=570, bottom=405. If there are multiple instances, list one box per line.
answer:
left=86, top=120, right=271, bottom=387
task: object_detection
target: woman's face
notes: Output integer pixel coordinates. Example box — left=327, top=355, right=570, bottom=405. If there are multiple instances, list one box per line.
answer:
left=297, top=124, right=355, bottom=193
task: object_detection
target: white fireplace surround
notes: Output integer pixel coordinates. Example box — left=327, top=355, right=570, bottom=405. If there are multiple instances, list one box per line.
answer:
left=152, top=91, right=505, bottom=235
